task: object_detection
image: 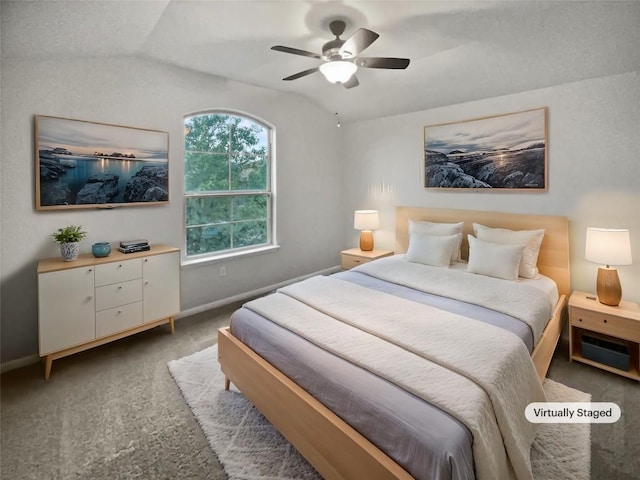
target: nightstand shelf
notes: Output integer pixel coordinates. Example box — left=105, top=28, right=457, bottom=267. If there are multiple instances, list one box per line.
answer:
left=340, top=248, right=393, bottom=270
left=568, top=291, right=640, bottom=381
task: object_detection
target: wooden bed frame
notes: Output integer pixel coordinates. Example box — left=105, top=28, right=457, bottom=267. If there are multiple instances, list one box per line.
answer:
left=218, top=207, right=570, bottom=480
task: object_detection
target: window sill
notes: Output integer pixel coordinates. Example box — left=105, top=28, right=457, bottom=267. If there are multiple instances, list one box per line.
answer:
left=181, top=244, right=280, bottom=269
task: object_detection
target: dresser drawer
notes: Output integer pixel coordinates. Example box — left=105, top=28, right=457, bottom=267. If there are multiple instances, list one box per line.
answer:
left=96, top=301, right=143, bottom=338
left=95, top=279, right=143, bottom=311
left=95, top=259, right=142, bottom=286
left=571, top=307, right=640, bottom=342
left=341, top=254, right=369, bottom=269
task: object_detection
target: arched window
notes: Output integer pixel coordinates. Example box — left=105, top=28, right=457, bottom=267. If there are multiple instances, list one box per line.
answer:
left=184, top=112, right=273, bottom=259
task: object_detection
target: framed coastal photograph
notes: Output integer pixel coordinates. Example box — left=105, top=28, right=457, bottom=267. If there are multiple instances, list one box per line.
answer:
left=36, top=115, right=169, bottom=210
left=424, top=107, right=547, bottom=190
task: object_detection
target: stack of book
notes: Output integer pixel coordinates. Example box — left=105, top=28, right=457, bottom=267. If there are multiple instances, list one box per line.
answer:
left=118, top=239, right=150, bottom=254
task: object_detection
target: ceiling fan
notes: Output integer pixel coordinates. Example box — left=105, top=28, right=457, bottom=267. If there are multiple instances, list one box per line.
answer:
left=271, top=20, right=410, bottom=89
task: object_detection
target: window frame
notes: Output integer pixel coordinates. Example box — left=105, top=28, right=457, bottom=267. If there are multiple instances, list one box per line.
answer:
left=182, top=110, right=277, bottom=266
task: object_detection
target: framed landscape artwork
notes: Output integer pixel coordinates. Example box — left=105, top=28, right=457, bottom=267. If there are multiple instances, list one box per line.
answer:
left=424, top=107, right=547, bottom=190
left=36, top=115, right=169, bottom=210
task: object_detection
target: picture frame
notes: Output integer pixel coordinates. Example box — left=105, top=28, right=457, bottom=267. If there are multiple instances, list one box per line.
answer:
left=424, top=107, right=547, bottom=190
left=36, top=115, right=169, bottom=210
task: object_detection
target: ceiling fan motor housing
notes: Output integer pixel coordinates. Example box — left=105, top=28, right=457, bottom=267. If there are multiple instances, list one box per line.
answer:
left=323, top=20, right=351, bottom=60
left=323, top=41, right=349, bottom=60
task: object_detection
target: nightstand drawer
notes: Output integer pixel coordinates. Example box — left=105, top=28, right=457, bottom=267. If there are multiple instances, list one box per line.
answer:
left=340, top=249, right=394, bottom=270
left=571, top=307, right=640, bottom=342
left=341, top=255, right=369, bottom=269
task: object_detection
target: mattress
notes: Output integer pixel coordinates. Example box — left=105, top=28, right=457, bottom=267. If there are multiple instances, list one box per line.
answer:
left=229, top=260, right=556, bottom=480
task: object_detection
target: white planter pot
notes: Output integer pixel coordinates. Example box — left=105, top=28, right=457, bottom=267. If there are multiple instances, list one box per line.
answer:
left=60, top=242, right=80, bottom=261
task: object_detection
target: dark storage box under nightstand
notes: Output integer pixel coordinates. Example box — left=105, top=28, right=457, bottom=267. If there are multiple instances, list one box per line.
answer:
left=582, top=333, right=630, bottom=371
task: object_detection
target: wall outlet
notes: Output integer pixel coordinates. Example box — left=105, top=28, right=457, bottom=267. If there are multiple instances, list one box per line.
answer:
left=219, top=265, right=226, bottom=277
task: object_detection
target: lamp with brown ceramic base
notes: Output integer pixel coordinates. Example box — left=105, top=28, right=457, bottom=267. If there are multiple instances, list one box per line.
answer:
left=585, top=227, right=632, bottom=306
left=354, top=210, right=379, bottom=252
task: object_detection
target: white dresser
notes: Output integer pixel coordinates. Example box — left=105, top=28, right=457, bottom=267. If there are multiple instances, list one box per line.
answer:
left=37, top=245, right=180, bottom=379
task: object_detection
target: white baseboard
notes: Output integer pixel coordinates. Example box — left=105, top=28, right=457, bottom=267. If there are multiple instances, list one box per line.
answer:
left=1, top=265, right=342, bottom=374
left=177, top=265, right=341, bottom=318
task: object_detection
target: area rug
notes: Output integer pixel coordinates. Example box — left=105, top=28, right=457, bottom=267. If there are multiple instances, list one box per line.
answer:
left=168, top=346, right=591, bottom=480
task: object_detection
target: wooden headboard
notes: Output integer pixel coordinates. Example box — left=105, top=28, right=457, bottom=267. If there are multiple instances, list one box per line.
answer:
left=395, top=207, right=570, bottom=297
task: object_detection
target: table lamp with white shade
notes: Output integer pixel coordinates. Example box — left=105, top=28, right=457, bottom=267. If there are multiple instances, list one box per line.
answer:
left=585, top=227, right=632, bottom=306
left=354, top=210, right=380, bottom=251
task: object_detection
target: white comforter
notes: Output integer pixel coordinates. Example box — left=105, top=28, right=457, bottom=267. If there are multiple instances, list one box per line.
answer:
left=245, top=275, right=546, bottom=480
left=353, top=255, right=554, bottom=344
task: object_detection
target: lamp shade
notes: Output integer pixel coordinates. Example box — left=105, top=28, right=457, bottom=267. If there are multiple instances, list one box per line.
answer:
left=319, top=61, right=357, bottom=84
left=585, top=228, right=632, bottom=266
left=354, top=210, right=380, bottom=230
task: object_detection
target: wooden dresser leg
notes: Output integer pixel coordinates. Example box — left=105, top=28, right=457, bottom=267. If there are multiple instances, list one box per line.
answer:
left=224, top=376, right=230, bottom=391
left=169, top=317, right=175, bottom=334
left=44, top=355, right=53, bottom=381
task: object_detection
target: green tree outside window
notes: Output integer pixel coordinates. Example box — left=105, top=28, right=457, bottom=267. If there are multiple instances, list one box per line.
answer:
left=184, top=113, right=271, bottom=256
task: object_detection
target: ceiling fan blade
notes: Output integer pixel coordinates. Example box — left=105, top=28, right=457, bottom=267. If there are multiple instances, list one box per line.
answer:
left=339, top=28, right=379, bottom=57
left=343, top=75, right=359, bottom=89
left=282, top=67, right=320, bottom=81
left=271, top=45, right=321, bottom=59
left=357, top=57, right=410, bottom=69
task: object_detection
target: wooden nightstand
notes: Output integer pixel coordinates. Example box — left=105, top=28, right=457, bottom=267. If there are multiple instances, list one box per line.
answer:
left=340, top=248, right=394, bottom=270
left=568, top=290, right=640, bottom=381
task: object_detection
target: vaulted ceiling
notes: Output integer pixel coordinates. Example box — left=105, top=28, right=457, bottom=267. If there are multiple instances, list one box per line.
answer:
left=2, top=0, right=639, bottom=122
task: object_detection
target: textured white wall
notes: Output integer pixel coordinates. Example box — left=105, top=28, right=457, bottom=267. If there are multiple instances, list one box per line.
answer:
left=0, top=56, right=342, bottom=363
left=2, top=53, right=638, bottom=366
left=339, top=72, right=640, bottom=302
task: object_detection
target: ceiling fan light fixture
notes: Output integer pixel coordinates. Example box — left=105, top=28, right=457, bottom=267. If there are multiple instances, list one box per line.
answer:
left=272, top=22, right=409, bottom=88
left=319, top=60, right=357, bottom=84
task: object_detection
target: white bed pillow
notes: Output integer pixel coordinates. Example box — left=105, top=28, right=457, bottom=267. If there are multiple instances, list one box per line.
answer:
left=472, top=223, right=544, bottom=279
left=409, top=220, right=464, bottom=263
left=406, top=233, right=460, bottom=267
left=466, top=235, right=525, bottom=281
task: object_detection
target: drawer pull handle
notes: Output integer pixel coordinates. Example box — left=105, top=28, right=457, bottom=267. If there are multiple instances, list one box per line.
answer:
left=88, top=269, right=93, bottom=272
left=578, top=318, right=582, bottom=322
left=117, top=286, right=123, bottom=290
left=117, top=310, right=122, bottom=314
left=603, top=319, right=607, bottom=323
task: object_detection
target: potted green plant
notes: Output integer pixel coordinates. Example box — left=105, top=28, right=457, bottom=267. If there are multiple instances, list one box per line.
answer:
left=52, top=225, right=87, bottom=261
